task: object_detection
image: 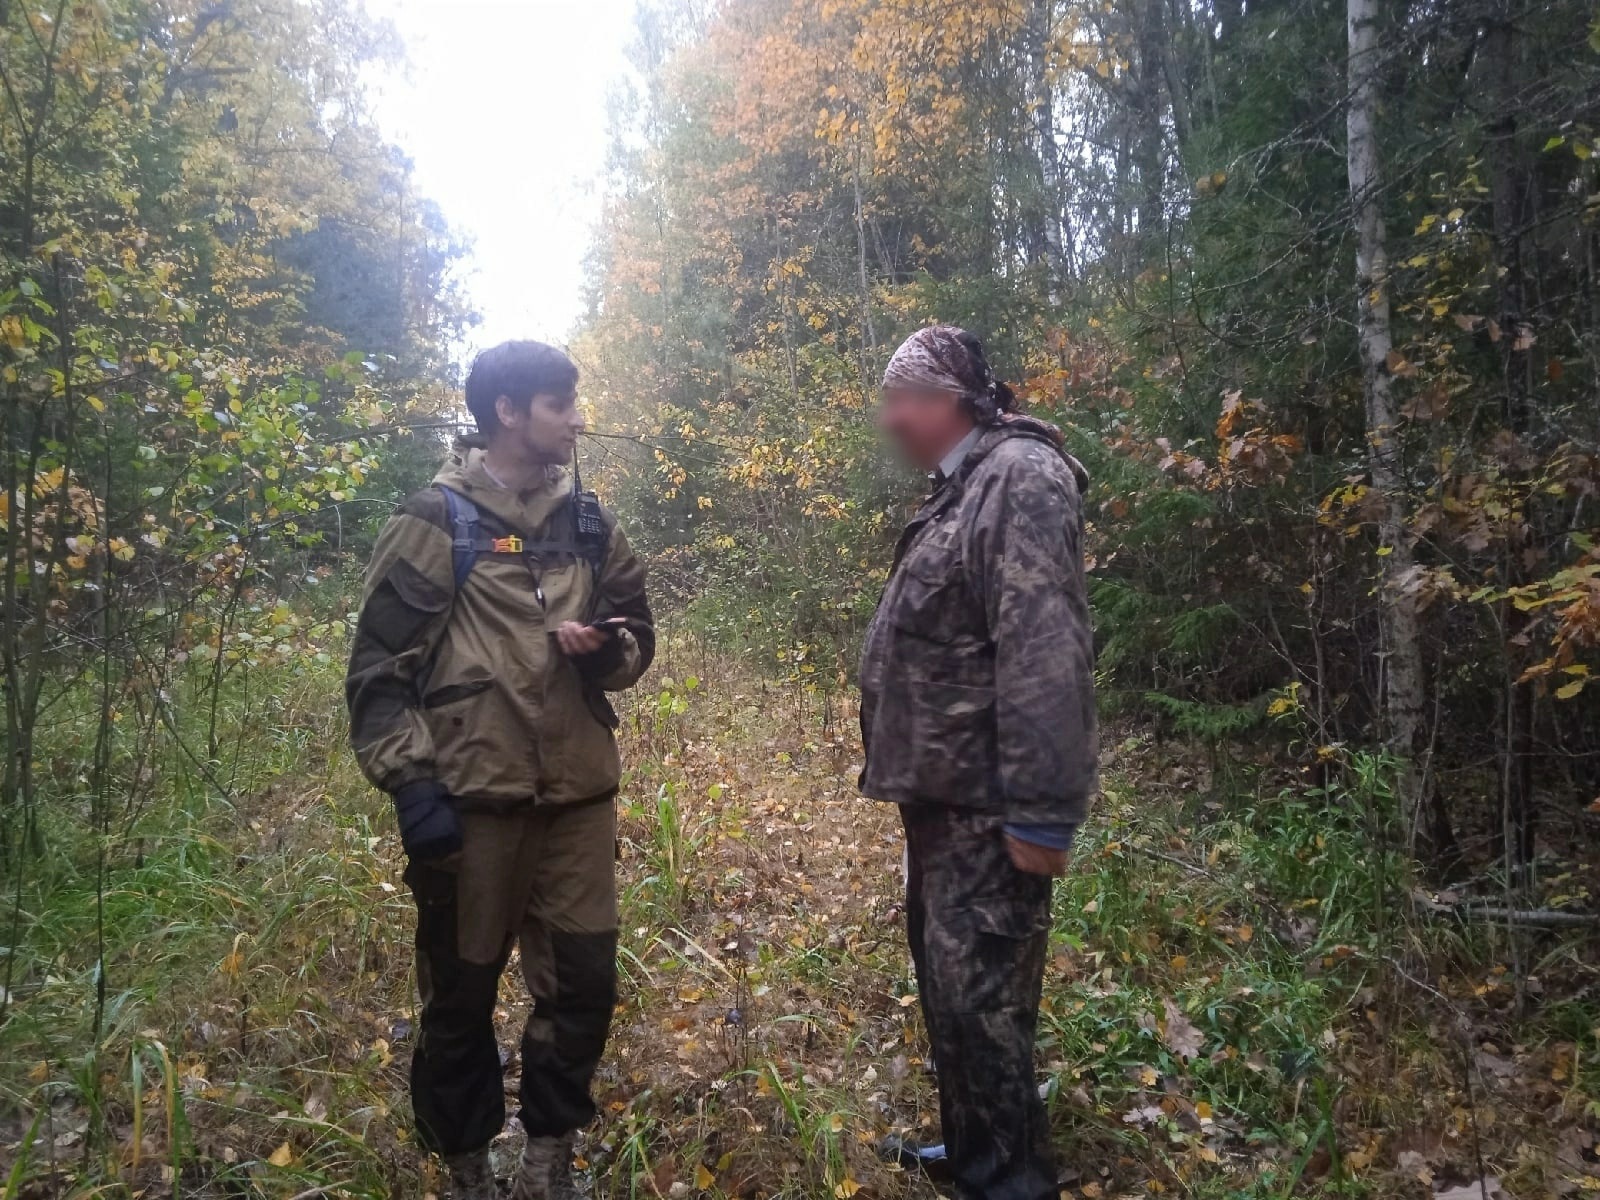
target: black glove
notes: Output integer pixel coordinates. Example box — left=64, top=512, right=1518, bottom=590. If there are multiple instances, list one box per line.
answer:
left=572, top=619, right=627, bottom=676
left=392, top=781, right=462, bottom=861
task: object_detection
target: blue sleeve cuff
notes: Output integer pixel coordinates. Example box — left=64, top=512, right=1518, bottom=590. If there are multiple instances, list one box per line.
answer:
left=1004, top=822, right=1078, bottom=852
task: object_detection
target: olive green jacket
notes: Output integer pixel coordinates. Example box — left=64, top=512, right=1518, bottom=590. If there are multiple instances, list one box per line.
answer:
left=346, top=441, right=655, bottom=808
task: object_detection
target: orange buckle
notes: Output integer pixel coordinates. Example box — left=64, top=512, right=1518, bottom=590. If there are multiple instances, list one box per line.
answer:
left=492, top=535, right=523, bottom=554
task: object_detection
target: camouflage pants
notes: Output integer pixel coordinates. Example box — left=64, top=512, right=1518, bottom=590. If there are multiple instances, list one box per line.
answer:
left=404, top=796, right=619, bottom=1157
left=902, top=805, right=1058, bottom=1200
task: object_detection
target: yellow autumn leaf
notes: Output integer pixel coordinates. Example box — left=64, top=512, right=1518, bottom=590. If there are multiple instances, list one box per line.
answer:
left=1554, top=679, right=1585, bottom=700
left=695, top=1163, right=715, bottom=1189
left=86, top=395, right=105, bottom=412
left=267, top=1142, right=293, bottom=1167
left=827, top=1113, right=844, bottom=1133
left=833, top=1177, right=861, bottom=1198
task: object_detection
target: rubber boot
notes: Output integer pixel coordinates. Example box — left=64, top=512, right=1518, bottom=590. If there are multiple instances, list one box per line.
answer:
left=510, top=1134, right=581, bottom=1200
left=446, top=1147, right=500, bottom=1200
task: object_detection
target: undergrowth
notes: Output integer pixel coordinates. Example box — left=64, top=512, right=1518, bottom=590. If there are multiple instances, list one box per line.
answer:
left=0, top=640, right=1595, bottom=1199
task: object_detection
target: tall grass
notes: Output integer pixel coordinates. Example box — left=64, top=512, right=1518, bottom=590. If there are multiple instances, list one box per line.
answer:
left=2, top=645, right=1594, bottom=1199
left=0, top=656, right=418, bottom=1197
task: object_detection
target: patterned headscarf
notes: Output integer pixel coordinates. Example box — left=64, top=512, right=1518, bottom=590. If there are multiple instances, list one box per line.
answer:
left=882, top=325, right=1013, bottom=424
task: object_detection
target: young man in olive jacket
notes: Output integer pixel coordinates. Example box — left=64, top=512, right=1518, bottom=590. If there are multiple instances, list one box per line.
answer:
left=346, top=341, right=654, bottom=1200
left=859, top=326, right=1097, bottom=1200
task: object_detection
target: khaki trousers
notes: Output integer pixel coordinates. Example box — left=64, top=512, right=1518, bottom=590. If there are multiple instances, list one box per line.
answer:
left=406, top=797, right=618, bottom=1156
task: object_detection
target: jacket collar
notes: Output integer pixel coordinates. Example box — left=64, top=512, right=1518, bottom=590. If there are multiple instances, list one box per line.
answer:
left=952, top=414, right=1090, bottom=492
left=435, top=438, right=572, bottom=534
left=933, top=426, right=985, bottom=483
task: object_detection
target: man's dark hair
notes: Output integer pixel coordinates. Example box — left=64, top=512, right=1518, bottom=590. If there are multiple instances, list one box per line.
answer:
left=463, top=340, right=579, bottom=433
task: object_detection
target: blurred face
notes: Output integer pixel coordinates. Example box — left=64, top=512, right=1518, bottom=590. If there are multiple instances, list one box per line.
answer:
left=494, top=387, right=585, bottom=464
left=878, top=384, right=973, bottom=472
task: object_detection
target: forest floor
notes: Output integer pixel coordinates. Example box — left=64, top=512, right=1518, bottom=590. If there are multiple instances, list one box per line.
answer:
left=1, top=642, right=1598, bottom=1199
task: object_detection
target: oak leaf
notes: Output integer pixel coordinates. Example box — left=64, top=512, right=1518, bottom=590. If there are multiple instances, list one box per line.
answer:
left=1162, top=1000, right=1204, bottom=1060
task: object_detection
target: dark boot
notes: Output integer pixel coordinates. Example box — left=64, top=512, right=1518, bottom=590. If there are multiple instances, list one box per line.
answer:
left=878, top=1134, right=952, bottom=1179
left=445, top=1147, right=499, bottom=1200
left=509, top=1134, right=581, bottom=1200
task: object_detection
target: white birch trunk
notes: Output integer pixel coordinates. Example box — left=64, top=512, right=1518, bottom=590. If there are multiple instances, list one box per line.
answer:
left=1347, top=0, right=1426, bottom=843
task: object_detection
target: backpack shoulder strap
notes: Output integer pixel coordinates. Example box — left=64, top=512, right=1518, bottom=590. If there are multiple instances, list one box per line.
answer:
left=436, top=484, right=480, bottom=590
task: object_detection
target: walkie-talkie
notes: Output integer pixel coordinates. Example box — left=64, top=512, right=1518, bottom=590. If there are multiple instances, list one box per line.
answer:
left=571, top=451, right=607, bottom=579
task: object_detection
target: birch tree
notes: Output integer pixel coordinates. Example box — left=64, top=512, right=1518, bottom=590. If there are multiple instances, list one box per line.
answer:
left=1346, top=0, right=1426, bottom=843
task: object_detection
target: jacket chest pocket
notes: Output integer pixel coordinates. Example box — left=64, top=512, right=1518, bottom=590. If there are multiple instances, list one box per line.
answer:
left=888, top=529, right=981, bottom=645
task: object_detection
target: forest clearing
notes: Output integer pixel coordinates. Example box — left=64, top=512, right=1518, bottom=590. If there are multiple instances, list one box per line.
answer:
left=5, top=0, right=1600, bottom=1196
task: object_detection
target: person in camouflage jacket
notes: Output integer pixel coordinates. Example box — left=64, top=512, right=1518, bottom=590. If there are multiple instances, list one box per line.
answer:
left=860, top=325, right=1097, bottom=1200
left=346, top=341, right=654, bottom=1200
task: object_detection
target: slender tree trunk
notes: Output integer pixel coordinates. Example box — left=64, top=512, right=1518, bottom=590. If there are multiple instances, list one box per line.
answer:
left=1025, top=0, right=1069, bottom=298
left=851, top=145, right=877, bottom=379
left=778, top=221, right=800, bottom=404
left=1483, top=0, right=1536, bottom=872
left=1113, top=127, right=1134, bottom=282
left=1132, top=0, right=1168, bottom=254
left=1158, top=0, right=1193, bottom=157
left=1347, top=0, right=1427, bottom=848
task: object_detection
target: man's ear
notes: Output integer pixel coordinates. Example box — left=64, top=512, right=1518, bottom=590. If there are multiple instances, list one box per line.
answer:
left=494, top=394, right=520, bottom=430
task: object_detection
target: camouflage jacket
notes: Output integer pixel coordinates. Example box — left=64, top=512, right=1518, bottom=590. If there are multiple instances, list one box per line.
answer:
left=858, top=417, right=1097, bottom=826
left=346, top=441, right=654, bottom=809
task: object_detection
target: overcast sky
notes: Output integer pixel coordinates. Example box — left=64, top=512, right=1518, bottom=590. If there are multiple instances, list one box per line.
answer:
left=363, top=0, right=637, bottom=355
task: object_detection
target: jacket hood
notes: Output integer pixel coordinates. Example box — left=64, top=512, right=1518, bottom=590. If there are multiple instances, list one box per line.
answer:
left=432, top=434, right=574, bottom=531
left=438, top=431, right=486, bottom=478
left=971, top=414, right=1090, bottom=493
